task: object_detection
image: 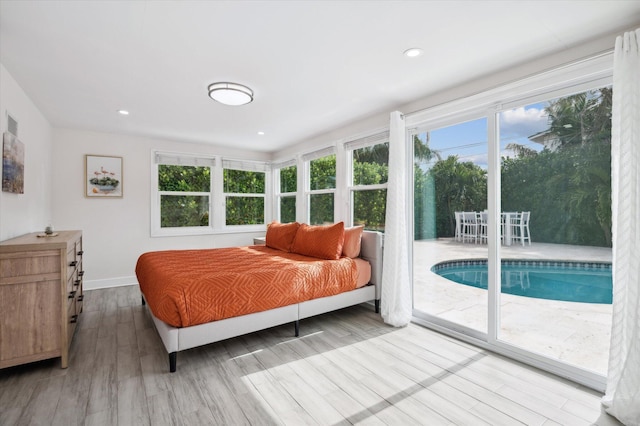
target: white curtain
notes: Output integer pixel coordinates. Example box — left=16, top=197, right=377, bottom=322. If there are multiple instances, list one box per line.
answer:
left=602, top=28, right=640, bottom=426
left=381, top=111, right=412, bottom=327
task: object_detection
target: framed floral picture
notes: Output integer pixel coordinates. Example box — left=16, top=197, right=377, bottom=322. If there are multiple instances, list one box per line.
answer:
left=85, top=155, right=123, bottom=197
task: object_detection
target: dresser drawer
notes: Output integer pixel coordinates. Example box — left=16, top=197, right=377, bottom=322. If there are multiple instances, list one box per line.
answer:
left=67, top=301, right=78, bottom=345
left=0, top=230, right=83, bottom=369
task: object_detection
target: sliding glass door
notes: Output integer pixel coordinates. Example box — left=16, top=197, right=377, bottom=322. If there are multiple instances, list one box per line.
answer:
left=411, top=79, right=613, bottom=384
left=497, top=88, right=613, bottom=375
left=413, top=117, right=488, bottom=334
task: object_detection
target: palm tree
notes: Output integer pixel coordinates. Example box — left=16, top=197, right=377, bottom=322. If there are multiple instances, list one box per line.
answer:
left=545, top=88, right=612, bottom=148
left=545, top=88, right=612, bottom=246
left=413, top=133, right=441, bottom=162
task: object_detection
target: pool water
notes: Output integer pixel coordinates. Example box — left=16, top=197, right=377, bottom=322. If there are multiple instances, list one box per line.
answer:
left=432, top=260, right=612, bottom=304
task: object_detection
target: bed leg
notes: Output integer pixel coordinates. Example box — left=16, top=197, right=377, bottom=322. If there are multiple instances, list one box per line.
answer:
left=375, top=299, right=380, bottom=314
left=169, top=352, right=177, bottom=373
left=294, top=320, right=299, bottom=337
left=141, top=296, right=146, bottom=306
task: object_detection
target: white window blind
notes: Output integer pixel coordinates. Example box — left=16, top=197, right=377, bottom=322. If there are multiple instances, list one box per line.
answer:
left=272, top=159, right=297, bottom=169
left=222, top=158, right=270, bottom=172
left=302, top=146, right=336, bottom=162
left=155, top=152, right=216, bottom=167
left=344, top=131, right=390, bottom=151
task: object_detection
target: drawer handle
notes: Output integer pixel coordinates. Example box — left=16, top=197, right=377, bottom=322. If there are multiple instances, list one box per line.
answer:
left=68, top=291, right=76, bottom=299
left=70, top=315, right=78, bottom=323
left=69, top=261, right=77, bottom=267
left=74, top=279, right=81, bottom=287
left=77, top=250, right=84, bottom=256
left=78, top=271, right=85, bottom=277
left=77, top=295, right=84, bottom=302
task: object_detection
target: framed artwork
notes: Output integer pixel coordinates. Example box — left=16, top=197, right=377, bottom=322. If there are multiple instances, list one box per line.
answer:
left=2, top=132, right=25, bottom=194
left=85, top=155, right=123, bottom=197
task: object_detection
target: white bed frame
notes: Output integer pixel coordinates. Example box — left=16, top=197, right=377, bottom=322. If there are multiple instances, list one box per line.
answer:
left=142, top=231, right=383, bottom=372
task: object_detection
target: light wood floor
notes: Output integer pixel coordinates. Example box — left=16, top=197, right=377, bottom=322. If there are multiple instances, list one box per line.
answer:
left=0, top=285, right=624, bottom=426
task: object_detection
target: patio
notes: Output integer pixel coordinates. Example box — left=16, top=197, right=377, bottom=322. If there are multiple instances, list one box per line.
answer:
left=412, top=238, right=612, bottom=375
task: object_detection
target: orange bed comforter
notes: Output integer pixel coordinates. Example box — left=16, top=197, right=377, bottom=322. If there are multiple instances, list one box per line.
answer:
left=135, top=245, right=359, bottom=328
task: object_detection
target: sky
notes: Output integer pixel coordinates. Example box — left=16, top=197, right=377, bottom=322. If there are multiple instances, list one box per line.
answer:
left=422, top=102, right=550, bottom=169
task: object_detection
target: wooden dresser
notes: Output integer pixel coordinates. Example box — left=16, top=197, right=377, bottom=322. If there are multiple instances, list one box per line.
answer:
left=0, top=230, right=83, bottom=369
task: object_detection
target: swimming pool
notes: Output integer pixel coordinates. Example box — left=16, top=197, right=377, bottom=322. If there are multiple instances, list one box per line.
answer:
left=431, top=260, right=612, bottom=304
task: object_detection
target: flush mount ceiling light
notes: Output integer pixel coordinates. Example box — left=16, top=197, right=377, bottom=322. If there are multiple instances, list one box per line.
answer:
left=403, top=48, right=423, bottom=58
left=208, top=82, right=254, bottom=106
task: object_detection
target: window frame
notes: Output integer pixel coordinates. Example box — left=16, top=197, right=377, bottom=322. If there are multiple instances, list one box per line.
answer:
left=273, top=159, right=297, bottom=223
left=345, top=132, right=389, bottom=230
left=151, top=151, right=216, bottom=237
left=151, top=151, right=270, bottom=236
left=303, top=147, right=337, bottom=225
left=222, top=159, right=269, bottom=230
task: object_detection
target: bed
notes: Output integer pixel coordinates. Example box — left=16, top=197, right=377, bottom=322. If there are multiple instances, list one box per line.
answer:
left=136, top=223, right=383, bottom=372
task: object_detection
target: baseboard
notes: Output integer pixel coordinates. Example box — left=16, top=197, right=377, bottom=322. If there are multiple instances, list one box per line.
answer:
left=84, top=276, right=138, bottom=290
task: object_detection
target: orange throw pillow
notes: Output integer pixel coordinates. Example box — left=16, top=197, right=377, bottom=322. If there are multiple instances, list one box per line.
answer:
left=291, top=222, right=345, bottom=260
left=342, top=225, right=364, bottom=258
left=265, top=221, right=300, bottom=252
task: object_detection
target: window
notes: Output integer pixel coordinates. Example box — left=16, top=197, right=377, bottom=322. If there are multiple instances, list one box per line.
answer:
left=152, top=152, right=269, bottom=236
left=222, top=159, right=267, bottom=226
left=304, top=148, right=336, bottom=225
left=152, top=152, right=215, bottom=236
left=346, top=133, right=389, bottom=231
left=274, top=161, right=297, bottom=223
left=159, top=165, right=211, bottom=227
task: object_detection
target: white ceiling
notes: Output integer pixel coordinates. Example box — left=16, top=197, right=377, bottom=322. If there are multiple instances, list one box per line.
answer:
left=1, top=1, right=639, bottom=153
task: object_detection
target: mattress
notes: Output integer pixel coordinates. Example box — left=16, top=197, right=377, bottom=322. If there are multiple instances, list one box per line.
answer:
left=136, top=245, right=368, bottom=328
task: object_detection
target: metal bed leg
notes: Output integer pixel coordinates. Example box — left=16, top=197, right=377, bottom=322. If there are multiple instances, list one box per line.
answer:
left=294, top=320, right=299, bottom=337
left=169, top=352, right=177, bottom=373
left=375, top=299, right=380, bottom=314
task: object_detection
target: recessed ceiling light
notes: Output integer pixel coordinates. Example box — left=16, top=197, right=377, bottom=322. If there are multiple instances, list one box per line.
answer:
left=208, top=82, right=254, bottom=106
left=403, top=48, right=423, bottom=58
left=118, top=110, right=129, bottom=115
left=257, top=131, right=265, bottom=135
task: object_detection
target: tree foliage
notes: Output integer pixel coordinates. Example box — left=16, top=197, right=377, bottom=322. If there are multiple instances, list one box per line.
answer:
left=224, top=169, right=265, bottom=193
left=501, top=88, right=611, bottom=246
left=415, top=87, right=612, bottom=247
left=159, top=165, right=210, bottom=192
left=310, top=155, right=336, bottom=190
left=428, top=156, right=487, bottom=237
left=280, top=165, right=297, bottom=193
left=225, top=196, right=264, bottom=225
left=280, top=196, right=296, bottom=223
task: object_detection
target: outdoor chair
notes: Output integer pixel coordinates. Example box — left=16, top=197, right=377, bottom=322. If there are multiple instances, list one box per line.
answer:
left=461, top=212, right=479, bottom=243
left=510, top=211, right=531, bottom=246
left=501, top=212, right=519, bottom=245
left=454, top=211, right=463, bottom=242
left=478, top=211, right=488, bottom=244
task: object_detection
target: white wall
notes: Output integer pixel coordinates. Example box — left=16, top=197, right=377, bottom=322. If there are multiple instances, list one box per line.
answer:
left=51, top=129, right=270, bottom=289
left=0, top=63, right=53, bottom=241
